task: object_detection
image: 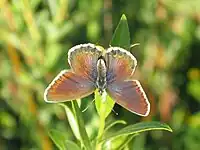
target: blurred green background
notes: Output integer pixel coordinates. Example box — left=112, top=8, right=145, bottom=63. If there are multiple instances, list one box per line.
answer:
left=0, top=0, right=200, bottom=149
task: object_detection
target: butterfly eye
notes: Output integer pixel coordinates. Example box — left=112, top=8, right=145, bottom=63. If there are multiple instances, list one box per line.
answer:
left=112, top=50, right=117, bottom=56
left=90, top=48, right=96, bottom=53
left=86, top=45, right=92, bottom=50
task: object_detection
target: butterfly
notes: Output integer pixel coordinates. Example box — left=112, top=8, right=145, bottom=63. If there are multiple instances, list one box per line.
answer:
left=44, top=43, right=150, bottom=116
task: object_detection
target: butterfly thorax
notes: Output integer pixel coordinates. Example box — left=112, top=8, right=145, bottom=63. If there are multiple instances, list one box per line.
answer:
left=96, top=57, right=107, bottom=95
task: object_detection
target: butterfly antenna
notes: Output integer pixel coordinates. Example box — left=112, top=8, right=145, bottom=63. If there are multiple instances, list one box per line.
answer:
left=82, top=98, right=95, bottom=112
left=105, top=101, right=118, bottom=116
left=111, top=107, right=118, bottom=116
left=130, top=43, right=140, bottom=48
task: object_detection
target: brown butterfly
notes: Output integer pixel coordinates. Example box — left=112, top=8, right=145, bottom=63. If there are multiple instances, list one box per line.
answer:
left=44, top=43, right=150, bottom=116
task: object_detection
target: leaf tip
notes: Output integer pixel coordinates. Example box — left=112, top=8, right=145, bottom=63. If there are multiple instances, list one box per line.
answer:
left=167, top=126, right=173, bottom=132
left=121, top=14, right=127, bottom=21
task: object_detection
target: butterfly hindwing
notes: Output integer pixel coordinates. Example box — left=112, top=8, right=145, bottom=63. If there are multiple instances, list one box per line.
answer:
left=44, top=70, right=95, bottom=102
left=107, top=80, right=150, bottom=116
left=68, top=43, right=102, bottom=82
left=105, top=47, right=137, bottom=83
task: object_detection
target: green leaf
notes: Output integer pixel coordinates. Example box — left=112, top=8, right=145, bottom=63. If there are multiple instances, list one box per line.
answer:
left=110, top=14, right=130, bottom=49
left=104, top=120, right=127, bottom=133
left=101, top=121, right=172, bottom=142
left=48, top=129, right=82, bottom=150
left=59, top=103, right=81, bottom=141
left=95, top=90, right=115, bottom=119
left=65, top=140, right=81, bottom=150
left=188, top=80, right=200, bottom=102
left=47, top=0, right=58, bottom=17
left=71, top=101, right=92, bottom=150
left=45, top=43, right=62, bottom=70
left=48, top=129, right=66, bottom=150
left=104, top=134, right=138, bottom=150
left=116, top=134, right=138, bottom=150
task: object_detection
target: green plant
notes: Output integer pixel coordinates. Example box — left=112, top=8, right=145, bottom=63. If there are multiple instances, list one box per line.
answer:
left=46, top=14, right=172, bottom=150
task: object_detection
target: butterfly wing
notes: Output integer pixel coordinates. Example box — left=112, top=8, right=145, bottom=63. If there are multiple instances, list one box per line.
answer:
left=107, top=80, right=150, bottom=116
left=44, top=70, right=95, bottom=102
left=105, top=47, right=137, bottom=83
left=68, top=43, right=102, bottom=82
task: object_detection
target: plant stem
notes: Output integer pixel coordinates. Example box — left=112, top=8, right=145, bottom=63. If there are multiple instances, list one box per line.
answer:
left=96, top=117, right=105, bottom=149
left=96, top=101, right=106, bottom=150
left=97, top=116, right=105, bottom=140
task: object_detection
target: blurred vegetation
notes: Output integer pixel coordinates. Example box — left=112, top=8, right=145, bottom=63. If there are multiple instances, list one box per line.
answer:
left=0, top=0, right=200, bottom=149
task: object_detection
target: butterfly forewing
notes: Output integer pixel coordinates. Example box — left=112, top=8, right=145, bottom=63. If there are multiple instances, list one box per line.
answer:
left=107, top=80, right=150, bottom=116
left=105, top=47, right=137, bottom=83
left=44, top=70, right=95, bottom=102
left=68, top=43, right=102, bottom=82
